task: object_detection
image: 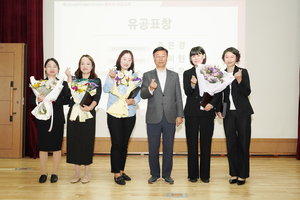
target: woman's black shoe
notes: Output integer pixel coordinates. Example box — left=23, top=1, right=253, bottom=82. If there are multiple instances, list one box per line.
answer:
left=39, top=174, right=47, bottom=183
left=189, top=178, right=198, bottom=183
left=237, top=179, right=246, bottom=185
left=201, top=178, right=209, bottom=183
left=122, top=173, right=131, bottom=181
left=114, top=176, right=126, bottom=185
left=50, top=174, right=58, bottom=183
left=229, top=178, right=238, bottom=184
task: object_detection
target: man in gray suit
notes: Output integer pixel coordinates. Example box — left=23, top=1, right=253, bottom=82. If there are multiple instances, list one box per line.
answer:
left=141, top=46, right=184, bottom=184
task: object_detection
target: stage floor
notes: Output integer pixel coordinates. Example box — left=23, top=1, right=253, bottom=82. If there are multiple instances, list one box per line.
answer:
left=0, top=155, right=299, bottom=200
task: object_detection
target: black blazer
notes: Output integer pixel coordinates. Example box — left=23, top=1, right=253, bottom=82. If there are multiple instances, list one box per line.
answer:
left=30, top=80, right=71, bottom=126
left=183, top=66, right=220, bottom=117
left=217, top=66, right=254, bottom=118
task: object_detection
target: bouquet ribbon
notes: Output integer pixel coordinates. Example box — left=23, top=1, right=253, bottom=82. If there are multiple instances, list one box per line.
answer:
left=107, top=82, right=137, bottom=118
left=69, top=83, right=97, bottom=122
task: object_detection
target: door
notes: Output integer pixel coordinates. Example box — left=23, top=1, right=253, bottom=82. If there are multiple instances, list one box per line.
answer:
left=0, top=43, right=25, bottom=158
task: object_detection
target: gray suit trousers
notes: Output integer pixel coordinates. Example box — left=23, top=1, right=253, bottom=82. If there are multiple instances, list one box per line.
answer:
left=147, top=113, right=175, bottom=178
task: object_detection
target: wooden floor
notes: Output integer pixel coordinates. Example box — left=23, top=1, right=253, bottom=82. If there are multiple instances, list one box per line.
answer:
left=0, top=155, right=300, bottom=200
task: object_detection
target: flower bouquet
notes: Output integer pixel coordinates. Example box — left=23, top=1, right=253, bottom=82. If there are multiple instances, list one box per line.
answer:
left=114, top=69, right=142, bottom=87
left=107, top=69, right=142, bottom=118
left=29, top=76, right=65, bottom=131
left=69, top=77, right=99, bottom=122
left=197, top=64, right=234, bottom=109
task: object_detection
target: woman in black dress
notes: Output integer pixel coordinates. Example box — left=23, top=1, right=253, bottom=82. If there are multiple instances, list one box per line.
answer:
left=65, top=55, right=102, bottom=184
left=217, top=47, right=254, bottom=185
left=30, top=58, right=71, bottom=183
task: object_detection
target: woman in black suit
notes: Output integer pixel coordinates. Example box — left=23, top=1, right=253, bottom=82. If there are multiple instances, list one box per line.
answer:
left=217, top=47, right=254, bottom=185
left=30, top=58, right=71, bottom=183
left=183, top=46, right=220, bottom=183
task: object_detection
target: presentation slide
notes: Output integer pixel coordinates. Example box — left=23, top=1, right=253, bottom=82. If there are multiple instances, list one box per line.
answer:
left=52, top=0, right=245, bottom=137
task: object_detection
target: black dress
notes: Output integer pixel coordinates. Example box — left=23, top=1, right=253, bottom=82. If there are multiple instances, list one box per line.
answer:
left=66, top=78, right=102, bottom=165
left=30, top=81, right=71, bottom=151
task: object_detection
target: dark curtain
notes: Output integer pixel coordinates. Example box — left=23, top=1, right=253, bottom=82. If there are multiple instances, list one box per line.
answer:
left=297, top=66, right=300, bottom=160
left=0, top=0, right=43, bottom=158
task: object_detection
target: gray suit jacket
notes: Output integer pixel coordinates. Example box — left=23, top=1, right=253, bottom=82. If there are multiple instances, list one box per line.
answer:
left=141, top=68, right=184, bottom=124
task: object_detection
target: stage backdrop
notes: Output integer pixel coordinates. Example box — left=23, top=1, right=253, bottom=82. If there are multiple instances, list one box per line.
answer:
left=43, top=0, right=300, bottom=141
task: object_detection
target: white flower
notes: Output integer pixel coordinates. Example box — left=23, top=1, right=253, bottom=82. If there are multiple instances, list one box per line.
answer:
left=118, top=73, right=124, bottom=79
left=81, top=85, right=88, bottom=91
left=124, top=70, right=132, bottom=77
left=121, top=78, right=128, bottom=85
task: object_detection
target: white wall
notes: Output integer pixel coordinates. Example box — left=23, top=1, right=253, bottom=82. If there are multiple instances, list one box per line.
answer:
left=43, top=0, right=300, bottom=139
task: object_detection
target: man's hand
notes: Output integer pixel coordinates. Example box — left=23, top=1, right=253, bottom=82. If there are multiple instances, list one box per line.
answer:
left=149, top=79, right=157, bottom=91
left=176, top=117, right=183, bottom=127
left=217, top=112, right=224, bottom=119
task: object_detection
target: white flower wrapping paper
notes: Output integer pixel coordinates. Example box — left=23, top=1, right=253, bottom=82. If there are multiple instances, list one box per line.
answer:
left=197, top=64, right=235, bottom=96
left=30, top=76, right=64, bottom=132
left=30, top=76, right=65, bottom=121
left=196, top=64, right=235, bottom=109
left=68, top=81, right=97, bottom=122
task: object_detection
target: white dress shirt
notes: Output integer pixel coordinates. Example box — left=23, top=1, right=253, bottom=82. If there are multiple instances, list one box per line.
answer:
left=229, top=77, right=236, bottom=110
left=149, top=68, right=167, bottom=94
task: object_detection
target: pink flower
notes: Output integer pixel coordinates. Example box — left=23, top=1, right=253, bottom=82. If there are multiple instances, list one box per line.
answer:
left=72, top=86, right=78, bottom=91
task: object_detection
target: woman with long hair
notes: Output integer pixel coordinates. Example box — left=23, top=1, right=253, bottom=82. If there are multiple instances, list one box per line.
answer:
left=65, top=55, right=102, bottom=184
left=103, top=50, right=141, bottom=185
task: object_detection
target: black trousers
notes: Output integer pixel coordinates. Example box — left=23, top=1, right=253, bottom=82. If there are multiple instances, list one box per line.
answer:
left=107, top=114, right=136, bottom=173
left=185, top=115, right=214, bottom=180
left=223, top=110, right=251, bottom=178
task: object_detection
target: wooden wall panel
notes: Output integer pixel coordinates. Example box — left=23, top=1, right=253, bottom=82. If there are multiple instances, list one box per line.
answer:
left=61, top=137, right=298, bottom=156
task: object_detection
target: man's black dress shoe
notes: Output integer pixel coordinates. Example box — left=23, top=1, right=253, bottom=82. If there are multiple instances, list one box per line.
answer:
left=122, top=173, right=131, bottom=181
left=50, top=174, right=58, bottom=183
left=39, top=174, right=47, bottom=183
left=114, top=176, right=126, bottom=185
left=237, top=179, right=246, bottom=185
left=189, top=178, right=198, bottom=183
left=201, top=178, right=209, bottom=183
left=229, top=178, right=238, bottom=184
